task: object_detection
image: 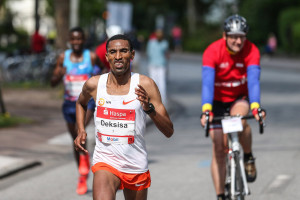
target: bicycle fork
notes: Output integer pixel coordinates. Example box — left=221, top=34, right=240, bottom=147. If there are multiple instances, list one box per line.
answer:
left=228, top=132, right=250, bottom=198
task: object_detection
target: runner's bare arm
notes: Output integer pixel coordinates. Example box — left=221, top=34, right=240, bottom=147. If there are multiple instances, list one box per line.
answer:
left=75, top=76, right=99, bottom=152
left=51, top=53, right=66, bottom=87
left=136, top=75, right=174, bottom=138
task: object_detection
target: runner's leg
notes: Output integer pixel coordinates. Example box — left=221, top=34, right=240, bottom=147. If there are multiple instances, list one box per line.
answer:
left=210, top=129, right=226, bottom=195
left=93, top=170, right=121, bottom=200
left=123, top=188, right=148, bottom=200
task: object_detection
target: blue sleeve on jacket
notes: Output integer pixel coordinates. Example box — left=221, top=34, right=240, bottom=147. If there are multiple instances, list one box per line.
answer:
left=247, top=65, right=261, bottom=104
left=202, top=66, right=215, bottom=106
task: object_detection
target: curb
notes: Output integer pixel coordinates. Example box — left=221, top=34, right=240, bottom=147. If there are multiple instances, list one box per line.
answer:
left=0, top=156, right=41, bottom=179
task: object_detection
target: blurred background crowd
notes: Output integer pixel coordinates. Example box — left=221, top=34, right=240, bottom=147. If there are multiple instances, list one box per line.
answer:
left=0, top=0, right=299, bottom=93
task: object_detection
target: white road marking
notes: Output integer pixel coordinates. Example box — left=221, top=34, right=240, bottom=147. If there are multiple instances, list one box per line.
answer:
left=48, top=125, right=95, bottom=145
left=268, top=174, right=291, bottom=191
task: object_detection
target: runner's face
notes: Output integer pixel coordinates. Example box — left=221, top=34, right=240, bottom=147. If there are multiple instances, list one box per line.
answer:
left=106, top=39, right=134, bottom=76
left=224, top=33, right=246, bottom=53
left=69, top=31, right=84, bottom=53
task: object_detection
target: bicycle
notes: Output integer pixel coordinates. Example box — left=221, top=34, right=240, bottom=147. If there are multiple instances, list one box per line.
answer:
left=204, top=108, right=265, bottom=200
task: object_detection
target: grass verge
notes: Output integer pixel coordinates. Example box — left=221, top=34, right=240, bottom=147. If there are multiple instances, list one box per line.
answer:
left=0, top=113, right=33, bottom=128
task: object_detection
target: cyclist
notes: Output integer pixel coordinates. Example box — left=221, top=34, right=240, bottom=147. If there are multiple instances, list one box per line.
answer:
left=200, top=14, right=266, bottom=200
left=51, top=27, right=105, bottom=195
left=74, top=34, right=173, bottom=200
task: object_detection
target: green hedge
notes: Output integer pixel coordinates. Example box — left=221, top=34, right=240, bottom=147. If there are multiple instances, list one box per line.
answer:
left=278, top=7, right=300, bottom=52
left=183, top=26, right=221, bottom=53
left=0, top=113, right=32, bottom=128
left=292, top=21, right=300, bottom=51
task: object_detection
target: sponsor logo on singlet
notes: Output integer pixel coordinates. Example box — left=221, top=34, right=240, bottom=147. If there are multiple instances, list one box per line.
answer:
left=98, top=98, right=105, bottom=106
left=97, top=107, right=135, bottom=121
left=107, top=137, right=119, bottom=142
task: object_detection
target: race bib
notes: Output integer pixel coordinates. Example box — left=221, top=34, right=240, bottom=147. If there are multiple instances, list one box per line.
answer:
left=221, top=117, right=243, bottom=134
left=95, top=107, right=136, bottom=144
left=64, top=74, right=88, bottom=99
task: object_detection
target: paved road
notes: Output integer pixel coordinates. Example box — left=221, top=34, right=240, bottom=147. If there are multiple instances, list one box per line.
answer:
left=0, top=53, right=299, bottom=199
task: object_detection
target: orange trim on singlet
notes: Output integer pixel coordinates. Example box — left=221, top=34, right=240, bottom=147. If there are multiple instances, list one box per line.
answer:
left=92, top=162, right=151, bottom=191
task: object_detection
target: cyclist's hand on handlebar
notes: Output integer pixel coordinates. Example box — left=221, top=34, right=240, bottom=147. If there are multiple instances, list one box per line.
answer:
left=200, top=111, right=214, bottom=127
left=252, top=108, right=266, bottom=123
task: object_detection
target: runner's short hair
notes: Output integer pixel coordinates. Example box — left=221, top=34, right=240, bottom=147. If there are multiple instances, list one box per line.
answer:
left=106, top=34, right=133, bottom=51
left=69, top=27, right=85, bottom=39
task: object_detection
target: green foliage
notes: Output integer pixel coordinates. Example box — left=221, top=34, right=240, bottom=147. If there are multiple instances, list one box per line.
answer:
left=278, top=7, right=300, bottom=52
left=183, top=25, right=221, bottom=52
left=0, top=9, right=30, bottom=54
left=45, top=0, right=54, bottom=17
left=292, top=22, right=300, bottom=51
left=239, top=0, right=300, bottom=50
left=0, top=113, right=32, bottom=128
left=79, top=0, right=105, bottom=26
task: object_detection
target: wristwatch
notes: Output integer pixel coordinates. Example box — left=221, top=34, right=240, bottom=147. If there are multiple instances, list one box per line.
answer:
left=143, top=103, right=155, bottom=114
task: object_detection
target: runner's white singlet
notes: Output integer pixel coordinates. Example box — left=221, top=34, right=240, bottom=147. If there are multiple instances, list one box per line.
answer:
left=93, top=73, right=148, bottom=174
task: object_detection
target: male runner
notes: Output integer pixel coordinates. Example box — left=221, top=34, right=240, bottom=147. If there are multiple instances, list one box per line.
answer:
left=74, top=34, right=174, bottom=200
left=200, top=14, right=266, bottom=200
left=51, top=27, right=105, bottom=195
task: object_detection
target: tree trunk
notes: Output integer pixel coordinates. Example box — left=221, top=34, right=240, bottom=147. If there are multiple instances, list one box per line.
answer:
left=54, top=0, right=70, bottom=50
left=0, top=87, right=6, bottom=114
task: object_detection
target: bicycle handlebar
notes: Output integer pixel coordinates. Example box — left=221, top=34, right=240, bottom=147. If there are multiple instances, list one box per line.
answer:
left=204, top=108, right=266, bottom=137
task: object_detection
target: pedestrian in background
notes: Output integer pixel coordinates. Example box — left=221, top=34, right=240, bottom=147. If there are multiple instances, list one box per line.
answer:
left=146, top=29, right=169, bottom=105
left=264, top=32, right=277, bottom=56
left=171, top=25, right=182, bottom=52
left=31, top=28, right=46, bottom=54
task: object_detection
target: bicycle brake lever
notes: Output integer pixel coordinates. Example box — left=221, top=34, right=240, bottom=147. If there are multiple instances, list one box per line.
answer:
left=204, top=111, right=210, bottom=137
left=257, top=108, right=266, bottom=134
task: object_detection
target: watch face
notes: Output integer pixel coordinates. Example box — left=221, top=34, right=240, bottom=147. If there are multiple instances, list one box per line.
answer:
left=144, top=103, right=155, bottom=114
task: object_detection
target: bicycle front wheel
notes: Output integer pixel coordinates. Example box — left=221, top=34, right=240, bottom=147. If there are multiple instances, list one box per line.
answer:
left=234, top=152, right=245, bottom=200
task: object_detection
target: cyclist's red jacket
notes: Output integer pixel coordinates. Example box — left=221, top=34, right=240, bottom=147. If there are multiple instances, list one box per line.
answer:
left=202, top=38, right=260, bottom=104
left=95, top=41, right=110, bottom=70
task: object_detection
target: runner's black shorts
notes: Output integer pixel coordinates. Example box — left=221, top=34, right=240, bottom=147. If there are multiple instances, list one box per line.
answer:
left=62, top=98, right=95, bottom=123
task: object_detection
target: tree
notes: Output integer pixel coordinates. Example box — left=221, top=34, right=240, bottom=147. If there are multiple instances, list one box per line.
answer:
left=0, top=87, right=6, bottom=114
left=238, top=0, right=300, bottom=47
left=53, top=0, right=70, bottom=49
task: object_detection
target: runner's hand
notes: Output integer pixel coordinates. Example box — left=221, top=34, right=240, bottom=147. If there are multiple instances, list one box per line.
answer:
left=74, top=130, right=88, bottom=153
left=135, top=84, right=150, bottom=110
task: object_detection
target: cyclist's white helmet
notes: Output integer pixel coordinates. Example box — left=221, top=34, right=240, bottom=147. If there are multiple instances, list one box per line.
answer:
left=223, top=14, right=249, bottom=35
left=106, top=25, right=124, bottom=38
